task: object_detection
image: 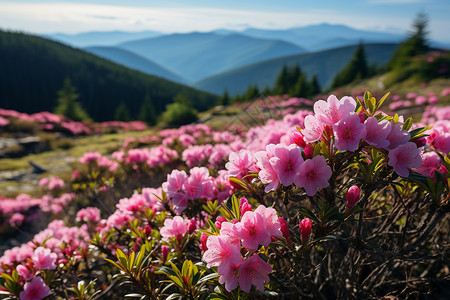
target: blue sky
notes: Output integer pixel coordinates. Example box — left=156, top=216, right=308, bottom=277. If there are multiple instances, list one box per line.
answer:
left=0, top=0, right=449, bottom=41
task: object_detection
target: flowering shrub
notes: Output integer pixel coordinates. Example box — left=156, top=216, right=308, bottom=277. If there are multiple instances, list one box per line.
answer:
left=0, top=92, right=449, bottom=299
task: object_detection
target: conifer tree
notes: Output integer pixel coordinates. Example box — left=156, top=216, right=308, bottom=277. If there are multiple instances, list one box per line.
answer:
left=218, top=89, right=230, bottom=106
left=308, top=75, right=321, bottom=97
left=331, top=42, right=368, bottom=88
left=114, top=102, right=131, bottom=121
left=54, top=78, right=92, bottom=122
left=138, top=95, right=156, bottom=125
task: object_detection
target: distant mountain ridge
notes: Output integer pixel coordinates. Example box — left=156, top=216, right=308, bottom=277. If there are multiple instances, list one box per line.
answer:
left=0, top=30, right=217, bottom=121
left=84, top=46, right=189, bottom=84
left=118, top=32, right=307, bottom=81
left=194, top=43, right=398, bottom=96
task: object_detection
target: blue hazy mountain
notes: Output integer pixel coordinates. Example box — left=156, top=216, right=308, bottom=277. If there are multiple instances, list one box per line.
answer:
left=85, top=46, right=189, bottom=84
left=194, top=43, right=398, bottom=96
left=118, top=32, right=307, bottom=81
left=47, top=30, right=161, bottom=47
left=241, top=23, right=406, bottom=51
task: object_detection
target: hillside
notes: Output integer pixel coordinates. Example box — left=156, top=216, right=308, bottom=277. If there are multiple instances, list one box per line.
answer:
left=119, top=32, right=307, bottom=81
left=47, top=30, right=161, bottom=47
left=194, top=43, right=398, bottom=95
left=0, top=30, right=217, bottom=121
left=84, top=46, right=189, bottom=85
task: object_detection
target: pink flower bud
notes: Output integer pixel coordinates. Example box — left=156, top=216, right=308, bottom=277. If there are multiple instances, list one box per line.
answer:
left=161, top=245, right=169, bottom=263
left=358, top=111, right=366, bottom=123
left=215, top=216, right=226, bottom=229
left=346, top=185, right=360, bottom=211
left=143, top=225, right=152, bottom=238
left=412, top=137, right=426, bottom=148
left=200, top=233, right=208, bottom=251
left=291, top=131, right=306, bottom=148
left=299, top=218, right=312, bottom=245
left=278, top=217, right=292, bottom=246
left=133, top=238, right=142, bottom=253
left=239, top=197, right=252, bottom=217
left=303, top=144, right=314, bottom=159
left=188, top=218, right=196, bottom=234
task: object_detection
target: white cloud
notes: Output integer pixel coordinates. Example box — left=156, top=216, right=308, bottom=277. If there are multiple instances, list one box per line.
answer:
left=0, top=2, right=411, bottom=34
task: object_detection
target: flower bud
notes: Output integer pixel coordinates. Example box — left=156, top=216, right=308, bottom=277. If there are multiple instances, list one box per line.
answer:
left=412, top=137, right=426, bottom=148
left=239, top=197, right=252, bottom=217
left=133, top=238, right=142, bottom=253
left=291, top=131, right=306, bottom=148
left=200, top=233, right=208, bottom=251
left=188, top=218, right=196, bottom=234
left=278, top=217, right=292, bottom=247
left=215, top=216, right=226, bottom=229
left=304, top=144, right=314, bottom=159
left=346, top=185, right=360, bottom=211
left=299, top=218, right=312, bottom=245
left=161, top=245, right=169, bottom=263
left=142, top=225, right=152, bottom=238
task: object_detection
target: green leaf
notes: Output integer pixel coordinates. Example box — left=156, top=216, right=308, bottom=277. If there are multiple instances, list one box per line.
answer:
left=393, top=113, right=399, bottom=124
left=409, top=127, right=428, bottom=138
left=231, top=194, right=240, bottom=221
left=375, top=92, right=390, bottom=111
left=402, top=117, right=413, bottom=131
left=156, top=266, right=178, bottom=277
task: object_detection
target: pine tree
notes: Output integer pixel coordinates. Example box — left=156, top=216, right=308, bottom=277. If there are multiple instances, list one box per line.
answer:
left=218, top=89, right=230, bottom=106
left=114, top=102, right=131, bottom=121
left=331, top=42, right=368, bottom=88
left=308, top=75, right=321, bottom=97
left=273, top=65, right=289, bottom=95
left=138, top=95, right=156, bottom=125
left=54, top=78, right=92, bottom=122
left=291, top=75, right=309, bottom=97
left=387, top=12, right=429, bottom=70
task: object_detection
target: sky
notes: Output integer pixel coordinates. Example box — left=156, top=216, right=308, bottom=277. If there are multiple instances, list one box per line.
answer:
left=0, top=0, right=449, bottom=42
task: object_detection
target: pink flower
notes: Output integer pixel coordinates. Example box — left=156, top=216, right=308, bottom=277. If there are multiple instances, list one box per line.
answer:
left=415, top=95, right=427, bottom=105
left=255, top=144, right=280, bottom=192
left=32, top=247, right=57, bottom=270
left=414, top=152, right=442, bottom=177
left=299, top=218, right=312, bottom=245
left=346, top=185, right=360, bottom=211
left=200, top=233, right=208, bottom=251
left=9, top=213, right=25, bottom=227
left=19, top=276, right=51, bottom=300
left=314, top=94, right=356, bottom=125
left=218, top=262, right=240, bottom=292
left=269, top=144, right=304, bottom=186
left=184, top=167, right=213, bottom=200
left=333, top=113, right=365, bottom=152
left=363, top=117, right=392, bottom=148
left=235, top=211, right=271, bottom=249
left=385, top=122, right=410, bottom=150
left=294, top=155, right=332, bottom=196
left=16, top=264, right=33, bottom=280
left=302, top=115, right=324, bottom=143
left=239, top=197, right=253, bottom=217
left=203, top=235, right=242, bottom=268
left=162, top=170, right=188, bottom=212
left=388, top=142, right=422, bottom=177
left=238, top=255, right=272, bottom=292
left=254, top=205, right=282, bottom=238
left=225, top=149, right=257, bottom=179
left=160, top=216, right=189, bottom=244
left=290, top=130, right=307, bottom=148
left=76, top=207, right=101, bottom=223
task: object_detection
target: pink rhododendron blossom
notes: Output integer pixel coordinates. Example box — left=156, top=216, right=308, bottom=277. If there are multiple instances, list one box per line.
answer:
left=19, top=276, right=51, bottom=300
left=184, top=167, right=212, bottom=200
left=76, top=207, right=101, bottom=223
left=161, top=245, right=169, bottom=263
left=388, top=142, right=422, bottom=177
left=32, top=247, right=57, bottom=270
left=203, top=234, right=242, bottom=268
left=235, top=210, right=271, bottom=249
left=346, top=185, right=361, bottom=211
left=314, top=95, right=356, bottom=125
left=200, top=233, right=208, bottom=251
left=162, top=170, right=188, bottom=212
left=238, top=254, right=272, bottom=292
left=302, top=115, right=324, bottom=143
left=239, top=197, right=253, bottom=217
left=79, top=151, right=101, bottom=164
left=16, top=264, right=33, bottom=280
left=254, top=205, right=282, bottom=238
left=225, top=149, right=258, bottom=180
left=299, top=218, right=312, bottom=245
left=160, top=216, right=189, bottom=243
left=295, top=155, right=332, bottom=196
left=385, top=122, right=410, bottom=151
left=254, top=144, right=280, bottom=192
left=218, top=262, right=240, bottom=292
left=270, top=144, right=304, bottom=186
left=426, top=121, right=450, bottom=153
left=414, top=152, right=442, bottom=177
left=363, top=117, right=392, bottom=148
left=333, top=113, right=365, bottom=152
left=9, top=213, right=25, bottom=226
left=290, top=130, right=307, bottom=148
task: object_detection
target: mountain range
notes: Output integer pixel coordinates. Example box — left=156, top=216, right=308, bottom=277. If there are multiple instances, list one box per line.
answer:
left=0, top=30, right=217, bottom=121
